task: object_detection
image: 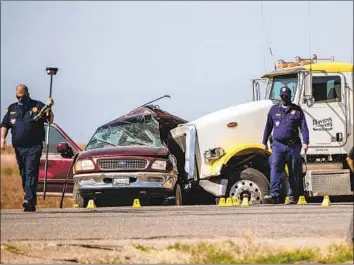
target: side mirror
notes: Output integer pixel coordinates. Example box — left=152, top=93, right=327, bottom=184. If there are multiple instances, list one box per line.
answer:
left=304, top=95, right=315, bottom=107
left=56, top=142, right=74, bottom=158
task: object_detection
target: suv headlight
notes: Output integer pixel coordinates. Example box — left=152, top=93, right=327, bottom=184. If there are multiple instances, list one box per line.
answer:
left=151, top=160, right=167, bottom=170
left=75, top=159, right=95, bottom=172
left=204, top=147, right=225, bottom=162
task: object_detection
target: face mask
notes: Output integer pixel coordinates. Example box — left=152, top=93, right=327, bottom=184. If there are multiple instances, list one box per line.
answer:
left=17, top=94, right=29, bottom=104
left=281, top=94, right=291, bottom=106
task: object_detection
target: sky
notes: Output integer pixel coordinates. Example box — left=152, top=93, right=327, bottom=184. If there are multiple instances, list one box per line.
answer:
left=1, top=1, right=353, bottom=143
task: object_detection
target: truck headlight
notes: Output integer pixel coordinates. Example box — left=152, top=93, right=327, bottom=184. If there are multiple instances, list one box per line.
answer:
left=204, top=147, right=225, bottom=162
left=75, top=159, right=95, bottom=172
left=151, top=160, right=167, bottom=170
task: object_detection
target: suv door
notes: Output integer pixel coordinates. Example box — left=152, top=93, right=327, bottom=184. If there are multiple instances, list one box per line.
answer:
left=36, top=123, right=82, bottom=196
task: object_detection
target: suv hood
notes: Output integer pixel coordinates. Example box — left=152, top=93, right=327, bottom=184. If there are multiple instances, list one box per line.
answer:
left=78, top=146, right=169, bottom=160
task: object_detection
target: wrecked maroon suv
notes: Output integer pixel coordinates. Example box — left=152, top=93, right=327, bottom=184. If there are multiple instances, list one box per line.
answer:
left=58, top=105, right=187, bottom=207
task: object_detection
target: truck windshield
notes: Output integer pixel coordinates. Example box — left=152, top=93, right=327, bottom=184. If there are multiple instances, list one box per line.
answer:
left=269, top=74, right=298, bottom=101
left=85, top=116, right=164, bottom=150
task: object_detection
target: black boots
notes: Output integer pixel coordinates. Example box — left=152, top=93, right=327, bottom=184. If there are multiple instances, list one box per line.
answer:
left=22, top=200, right=36, bottom=212
left=263, top=195, right=280, bottom=204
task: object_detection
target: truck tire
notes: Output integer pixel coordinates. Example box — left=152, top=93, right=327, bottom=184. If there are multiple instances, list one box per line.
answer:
left=73, top=184, right=88, bottom=208
left=226, top=167, right=270, bottom=205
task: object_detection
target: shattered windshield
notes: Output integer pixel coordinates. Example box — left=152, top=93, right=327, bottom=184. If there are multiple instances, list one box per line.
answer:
left=85, top=115, right=164, bottom=150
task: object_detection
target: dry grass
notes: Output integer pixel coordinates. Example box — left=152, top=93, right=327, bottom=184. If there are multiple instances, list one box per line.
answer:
left=0, top=145, right=87, bottom=210
left=1, top=239, right=352, bottom=264
left=164, top=241, right=353, bottom=264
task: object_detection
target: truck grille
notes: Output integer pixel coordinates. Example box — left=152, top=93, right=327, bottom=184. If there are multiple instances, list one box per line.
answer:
left=97, top=159, right=147, bottom=170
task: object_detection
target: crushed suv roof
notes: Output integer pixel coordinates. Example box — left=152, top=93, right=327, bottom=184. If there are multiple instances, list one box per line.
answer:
left=103, top=105, right=188, bottom=127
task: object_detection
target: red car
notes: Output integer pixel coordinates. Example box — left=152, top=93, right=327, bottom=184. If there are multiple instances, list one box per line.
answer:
left=37, top=105, right=187, bottom=207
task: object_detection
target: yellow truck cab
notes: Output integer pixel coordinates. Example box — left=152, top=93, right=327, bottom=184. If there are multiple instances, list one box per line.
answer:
left=171, top=54, right=353, bottom=204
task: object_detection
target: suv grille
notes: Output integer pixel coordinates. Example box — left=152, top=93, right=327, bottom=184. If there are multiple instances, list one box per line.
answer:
left=97, top=159, right=148, bottom=170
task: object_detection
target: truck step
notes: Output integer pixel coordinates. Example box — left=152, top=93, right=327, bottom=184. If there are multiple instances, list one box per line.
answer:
left=304, top=169, right=353, bottom=197
left=303, top=162, right=343, bottom=172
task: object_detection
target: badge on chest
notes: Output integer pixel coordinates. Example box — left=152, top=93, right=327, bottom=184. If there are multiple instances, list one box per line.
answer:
left=275, top=121, right=280, bottom=127
left=10, top=118, right=16, bottom=124
left=30, top=107, right=39, bottom=116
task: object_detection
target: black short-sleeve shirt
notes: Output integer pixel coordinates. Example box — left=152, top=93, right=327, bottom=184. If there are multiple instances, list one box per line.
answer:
left=1, top=98, right=48, bottom=148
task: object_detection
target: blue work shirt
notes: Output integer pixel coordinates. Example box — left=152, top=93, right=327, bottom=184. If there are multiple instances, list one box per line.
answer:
left=1, top=98, right=48, bottom=148
left=262, top=103, right=309, bottom=146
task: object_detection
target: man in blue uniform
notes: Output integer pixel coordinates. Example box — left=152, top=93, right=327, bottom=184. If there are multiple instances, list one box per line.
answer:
left=1, top=84, right=54, bottom=212
left=262, top=86, right=309, bottom=204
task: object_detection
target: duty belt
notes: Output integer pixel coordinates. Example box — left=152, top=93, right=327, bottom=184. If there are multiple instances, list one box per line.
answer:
left=274, top=138, right=300, bottom=146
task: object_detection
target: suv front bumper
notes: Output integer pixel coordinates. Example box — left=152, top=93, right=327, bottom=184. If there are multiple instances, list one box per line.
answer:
left=73, top=171, right=177, bottom=192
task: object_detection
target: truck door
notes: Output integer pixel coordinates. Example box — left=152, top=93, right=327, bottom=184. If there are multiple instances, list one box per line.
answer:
left=37, top=124, right=81, bottom=196
left=301, top=73, right=347, bottom=150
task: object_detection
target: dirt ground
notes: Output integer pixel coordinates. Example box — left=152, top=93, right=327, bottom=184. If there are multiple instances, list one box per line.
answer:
left=1, top=150, right=73, bottom=210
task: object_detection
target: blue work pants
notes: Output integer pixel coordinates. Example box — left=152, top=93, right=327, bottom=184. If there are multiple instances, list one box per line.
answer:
left=14, top=144, right=43, bottom=206
left=270, top=141, right=302, bottom=199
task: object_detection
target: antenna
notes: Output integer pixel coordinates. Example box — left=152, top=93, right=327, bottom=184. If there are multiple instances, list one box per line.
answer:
left=260, top=1, right=276, bottom=71
left=260, top=1, right=266, bottom=74
left=308, top=1, right=312, bottom=71
left=139, top=95, right=171, bottom=108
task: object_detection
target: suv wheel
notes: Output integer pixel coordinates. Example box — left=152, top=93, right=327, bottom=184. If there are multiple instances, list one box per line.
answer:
left=73, top=184, right=88, bottom=208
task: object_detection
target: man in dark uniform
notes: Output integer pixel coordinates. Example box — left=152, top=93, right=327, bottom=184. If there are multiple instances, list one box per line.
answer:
left=1, top=84, right=54, bottom=212
left=262, top=86, right=309, bottom=204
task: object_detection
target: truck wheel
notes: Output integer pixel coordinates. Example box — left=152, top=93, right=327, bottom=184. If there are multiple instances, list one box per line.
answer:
left=73, top=184, right=88, bottom=208
left=226, top=168, right=269, bottom=205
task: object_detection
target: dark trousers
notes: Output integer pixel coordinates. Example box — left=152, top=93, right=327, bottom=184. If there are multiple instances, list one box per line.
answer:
left=14, top=144, right=43, bottom=206
left=269, top=141, right=302, bottom=198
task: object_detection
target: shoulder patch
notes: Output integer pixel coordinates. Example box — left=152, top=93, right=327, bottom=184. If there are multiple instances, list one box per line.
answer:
left=6, top=104, right=14, bottom=113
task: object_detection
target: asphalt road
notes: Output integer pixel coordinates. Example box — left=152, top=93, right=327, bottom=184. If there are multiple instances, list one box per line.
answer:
left=1, top=203, right=353, bottom=242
